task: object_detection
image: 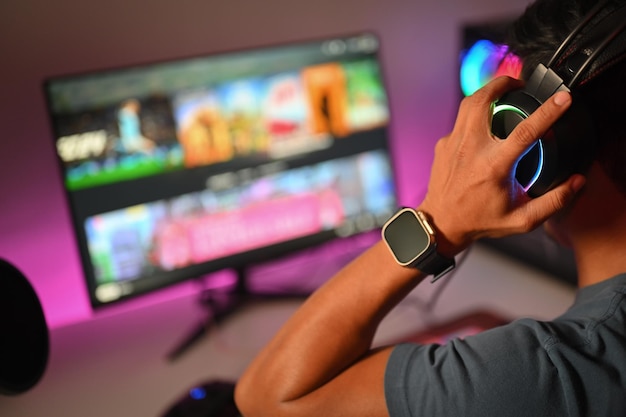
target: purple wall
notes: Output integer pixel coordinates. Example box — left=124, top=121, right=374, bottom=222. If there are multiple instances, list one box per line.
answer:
left=0, top=0, right=526, bottom=329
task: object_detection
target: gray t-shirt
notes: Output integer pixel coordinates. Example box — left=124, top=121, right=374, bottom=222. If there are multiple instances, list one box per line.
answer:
left=385, top=274, right=626, bottom=417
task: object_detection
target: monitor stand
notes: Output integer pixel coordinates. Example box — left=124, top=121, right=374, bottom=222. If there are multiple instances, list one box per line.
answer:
left=165, top=231, right=378, bottom=361
left=165, top=266, right=310, bottom=362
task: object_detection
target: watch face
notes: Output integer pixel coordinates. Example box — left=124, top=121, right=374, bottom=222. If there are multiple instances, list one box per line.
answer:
left=382, top=209, right=431, bottom=265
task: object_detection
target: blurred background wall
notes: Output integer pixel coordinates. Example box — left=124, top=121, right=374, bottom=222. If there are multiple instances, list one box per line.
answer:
left=0, top=0, right=527, bottom=329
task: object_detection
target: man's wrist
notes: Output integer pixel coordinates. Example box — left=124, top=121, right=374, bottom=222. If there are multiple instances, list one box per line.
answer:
left=414, top=206, right=466, bottom=259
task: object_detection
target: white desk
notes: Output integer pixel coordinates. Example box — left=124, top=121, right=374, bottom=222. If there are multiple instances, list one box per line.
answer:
left=0, top=245, right=576, bottom=417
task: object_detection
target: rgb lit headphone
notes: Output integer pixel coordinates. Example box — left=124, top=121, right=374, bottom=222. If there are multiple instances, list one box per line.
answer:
left=492, top=0, right=626, bottom=197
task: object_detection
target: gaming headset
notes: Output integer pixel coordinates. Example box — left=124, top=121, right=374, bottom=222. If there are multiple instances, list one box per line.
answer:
left=491, top=0, right=626, bottom=197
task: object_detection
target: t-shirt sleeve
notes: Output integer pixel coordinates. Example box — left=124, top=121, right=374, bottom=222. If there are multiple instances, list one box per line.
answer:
left=384, top=319, right=568, bottom=417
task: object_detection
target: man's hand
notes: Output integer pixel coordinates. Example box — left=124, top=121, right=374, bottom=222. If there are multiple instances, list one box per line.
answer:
left=419, top=76, right=586, bottom=258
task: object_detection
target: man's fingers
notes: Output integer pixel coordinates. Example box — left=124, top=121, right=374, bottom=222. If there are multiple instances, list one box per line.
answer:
left=519, top=173, right=586, bottom=230
left=471, top=76, right=523, bottom=105
left=503, top=91, right=572, bottom=161
left=454, top=77, right=523, bottom=131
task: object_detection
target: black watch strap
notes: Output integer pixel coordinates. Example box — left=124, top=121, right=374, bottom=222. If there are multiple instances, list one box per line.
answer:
left=415, top=248, right=456, bottom=282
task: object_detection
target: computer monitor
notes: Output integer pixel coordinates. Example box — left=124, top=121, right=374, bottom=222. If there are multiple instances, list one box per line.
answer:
left=44, top=33, right=399, bottom=308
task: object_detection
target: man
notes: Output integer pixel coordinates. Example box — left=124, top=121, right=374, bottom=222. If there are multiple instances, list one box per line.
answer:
left=235, top=0, right=626, bottom=415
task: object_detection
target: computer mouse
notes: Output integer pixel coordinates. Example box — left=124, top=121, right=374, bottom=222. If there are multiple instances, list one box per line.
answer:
left=161, top=380, right=240, bottom=417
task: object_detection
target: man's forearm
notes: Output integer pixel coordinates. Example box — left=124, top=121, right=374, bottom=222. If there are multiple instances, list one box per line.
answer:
left=235, top=240, right=426, bottom=415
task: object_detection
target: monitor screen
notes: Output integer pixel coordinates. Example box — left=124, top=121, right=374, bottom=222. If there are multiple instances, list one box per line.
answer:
left=44, top=33, right=399, bottom=308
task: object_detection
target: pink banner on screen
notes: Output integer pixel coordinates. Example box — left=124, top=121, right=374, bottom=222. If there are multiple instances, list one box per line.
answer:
left=153, top=191, right=345, bottom=268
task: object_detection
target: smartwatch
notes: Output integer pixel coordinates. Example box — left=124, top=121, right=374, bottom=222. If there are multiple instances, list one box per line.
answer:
left=381, top=208, right=455, bottom=282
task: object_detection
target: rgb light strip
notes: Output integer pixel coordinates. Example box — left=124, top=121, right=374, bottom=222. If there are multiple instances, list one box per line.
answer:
left=460, top=39, right=523, bottom=96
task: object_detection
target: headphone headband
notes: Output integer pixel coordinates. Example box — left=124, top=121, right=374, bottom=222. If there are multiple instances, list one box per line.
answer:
left=546, top=0, right=611, bottom=68
left=553, top=2, right=626, bottom=87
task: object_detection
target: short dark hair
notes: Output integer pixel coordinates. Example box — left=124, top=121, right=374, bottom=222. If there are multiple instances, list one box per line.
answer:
left=507, top=0, right=626, bottom=194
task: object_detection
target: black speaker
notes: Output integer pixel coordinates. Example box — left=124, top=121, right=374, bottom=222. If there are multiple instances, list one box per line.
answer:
left=0, top=258, right=49, bottom=395
left=493, top=1, right=626, bottom=197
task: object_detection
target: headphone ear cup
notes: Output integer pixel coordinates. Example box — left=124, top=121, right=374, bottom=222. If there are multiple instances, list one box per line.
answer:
left=492, top=90, right=540, bottom=138
left=492, top=90, right=549, bottom=197
left=492, top=90, right=595, bottom=197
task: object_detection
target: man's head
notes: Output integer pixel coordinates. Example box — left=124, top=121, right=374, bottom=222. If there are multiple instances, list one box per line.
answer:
left=507, top=0, right=626, bottom=196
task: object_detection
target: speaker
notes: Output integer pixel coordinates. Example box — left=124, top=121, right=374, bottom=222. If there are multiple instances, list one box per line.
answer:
left=492, top=1, right=626, bottom=197
left=0, top=258, right=49, bottom=395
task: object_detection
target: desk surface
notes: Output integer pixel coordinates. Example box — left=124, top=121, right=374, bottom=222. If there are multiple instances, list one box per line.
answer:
left=0, top=245, right=576, bottom=417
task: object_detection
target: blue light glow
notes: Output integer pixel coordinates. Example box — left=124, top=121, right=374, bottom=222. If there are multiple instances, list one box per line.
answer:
left=189, top=387, right=207, bottom=400
left=523, top=142, right=544, bottom=193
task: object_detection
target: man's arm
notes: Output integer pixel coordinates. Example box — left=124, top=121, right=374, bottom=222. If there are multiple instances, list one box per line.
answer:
left=234, top=76, right=584, bottom=417
left=237, top=241, right=423, bottom=417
